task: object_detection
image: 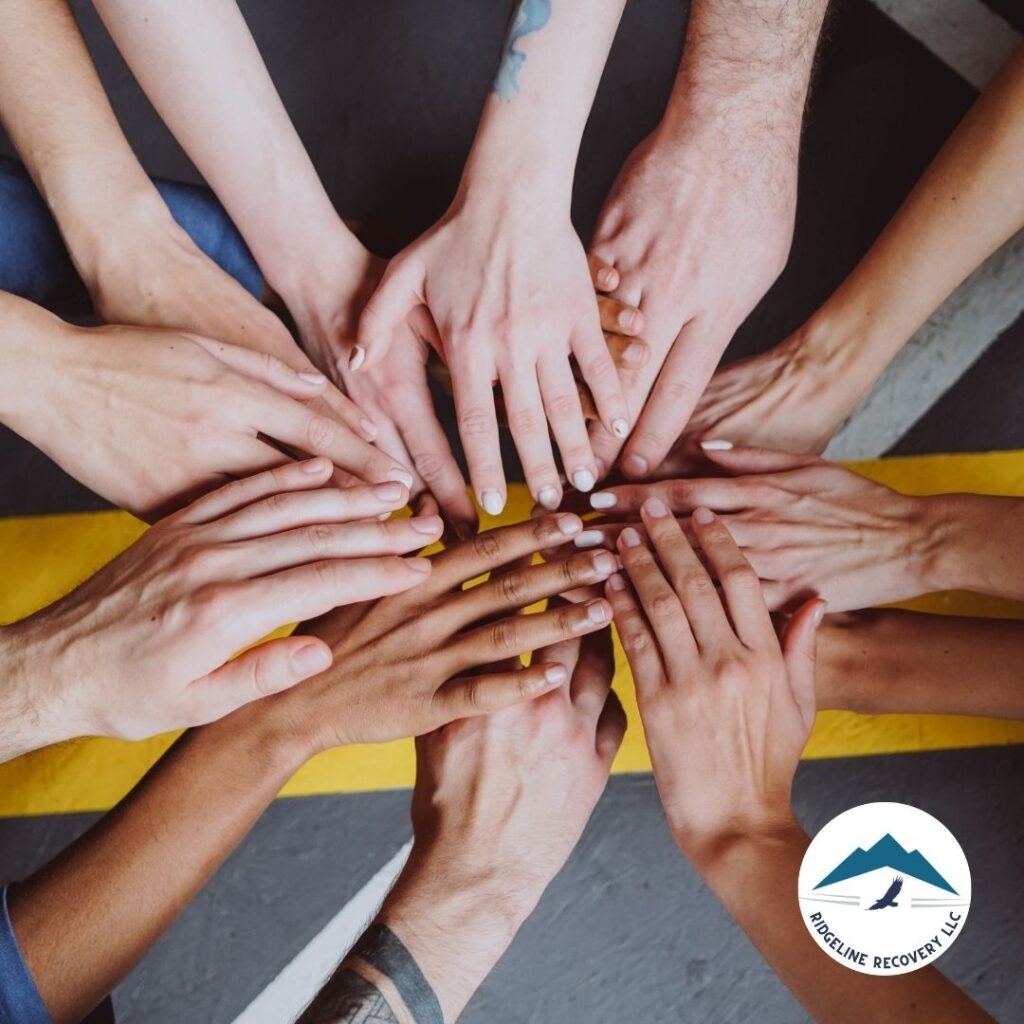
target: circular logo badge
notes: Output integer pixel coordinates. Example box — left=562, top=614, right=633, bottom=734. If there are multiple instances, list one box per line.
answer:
left=797, top=802, right=971, bottom=975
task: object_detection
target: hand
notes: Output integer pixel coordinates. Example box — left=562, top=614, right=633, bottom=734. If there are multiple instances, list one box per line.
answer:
left=588, top=118, right=796, bottom=478
left=588, top=446, right=943, bottom=612
left=357, top=194, right=632, bottom=515
left=0, top=460, right=435, bottom=755
left=606, top=500, right=823, bottom=860
left=269, top=513, right=619, bottom=755
left=4, top=313, right=412, bottom=520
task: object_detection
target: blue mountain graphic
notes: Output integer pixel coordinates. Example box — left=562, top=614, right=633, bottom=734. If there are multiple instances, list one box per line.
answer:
left=814, top=833, right=957, bottom=894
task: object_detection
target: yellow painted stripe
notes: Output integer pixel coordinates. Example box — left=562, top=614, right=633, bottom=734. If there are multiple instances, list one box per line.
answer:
left=2, top=451, right=1023, bottom=817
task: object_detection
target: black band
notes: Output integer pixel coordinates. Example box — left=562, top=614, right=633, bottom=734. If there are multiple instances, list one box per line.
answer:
left=352, top=924, right=444, bottom=1024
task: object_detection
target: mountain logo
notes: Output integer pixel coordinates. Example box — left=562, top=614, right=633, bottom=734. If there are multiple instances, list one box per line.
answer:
left=797, top=803, right=971, bottom=976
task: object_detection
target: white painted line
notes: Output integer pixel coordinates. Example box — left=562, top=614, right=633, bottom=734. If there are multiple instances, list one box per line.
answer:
left=230, top=842, right=412, bottom=1024
left=870, top=0, right=1020, bottom=90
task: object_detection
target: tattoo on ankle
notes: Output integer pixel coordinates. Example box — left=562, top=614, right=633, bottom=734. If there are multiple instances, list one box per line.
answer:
left=303, top=925, right=443, bottom=1024
left=494, top=0, right=552, bottom=101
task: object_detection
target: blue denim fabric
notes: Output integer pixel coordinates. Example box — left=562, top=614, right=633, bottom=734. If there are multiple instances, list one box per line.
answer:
left=0, top=155, right=262, bottom=307
left=0, top=885, right=51, bottom=1024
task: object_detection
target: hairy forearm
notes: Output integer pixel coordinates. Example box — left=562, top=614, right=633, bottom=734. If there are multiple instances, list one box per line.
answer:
left=462, top=0, right=627, bottom=205
left=692, top=824, right=992, bottom=1024
left=798, top=45, right=1024, bottom=399
left=92, top=0, right=358, bottom=294
left=817, top=609, right=1024, bottom=719
left=8, top=708, right=306, bottom=1024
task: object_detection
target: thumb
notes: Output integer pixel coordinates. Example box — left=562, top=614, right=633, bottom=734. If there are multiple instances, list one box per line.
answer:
left=699, top=442, right=821, bottom=476
left=189, top=334, right=329, bottom=400
left=356, top=259, right=424, bottom=372
left=189, top=637, right=333, bottom=724
left=781, top=598, right=826, bottom=729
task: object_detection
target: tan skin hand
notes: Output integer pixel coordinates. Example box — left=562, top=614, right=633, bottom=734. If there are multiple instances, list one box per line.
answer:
left=1, top=459, right=435, bottom=753
left=605, top=500, right=823, bottom=856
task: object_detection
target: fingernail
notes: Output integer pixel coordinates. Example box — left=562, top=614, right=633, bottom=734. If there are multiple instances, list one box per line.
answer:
left=592, top=551, right=617, bottom=575
left=481, top=490, right=505, bottom=517
left=292, top=643, right=331, bottom=674
left=537, top=486, right=561, bottom=510
left=700, top=439, right=733, bottom=451
left=556, top=513, right=581, bottom=535
left=298, top=371, right=327, bottom=384
left=373, top=481, right=405, bottom=501
left=590, top=492, right=617, bottom=510
left=411, top=515, right=443, bottom=535
left=644, top=497, right=669, bottom=518
left=607, top=572, right=625, bottom=592
left=693, top=507, right=714, bottom=525
left=575, top=529, right=605, bottom=548
left=611, top=418, right=630, bottom=440
left=624, top=454, right=649, bottom=477
left=813, top=602, right=828, bottom=627
left=301, top=457, right=331, bottom=475
left=618, top=309, right=639, bottom=331
left=623, top=342, right=645, bottom=364
left=586, top=600, right=610, bottom=624
left=349, top=345, right=366, bottom=371
left=406, top=557, right=432, bottom=574
left=620, top=527, right=641, bottom=548
left=598, top=268, right=617, bottom=288
left=360, top=417, right=379, bottom=440
left=388, top=467, right=415, bottom=489
left=572, top=468, right=596, bottom=493
left=544, top=664, right=568, bottom=684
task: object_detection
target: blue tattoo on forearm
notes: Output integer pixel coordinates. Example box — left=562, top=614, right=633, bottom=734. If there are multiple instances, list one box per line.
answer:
left=494, top=0, right=552, bottom=101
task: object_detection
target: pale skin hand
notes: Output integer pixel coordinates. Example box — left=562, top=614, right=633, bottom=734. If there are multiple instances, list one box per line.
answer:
left=607, top=505, right=992, bottom=1024
left=299, top=631, right=626, bottom=1024
left=587, top=0, right=827, bottom=479
left=357, top=0, right=632, bottom=517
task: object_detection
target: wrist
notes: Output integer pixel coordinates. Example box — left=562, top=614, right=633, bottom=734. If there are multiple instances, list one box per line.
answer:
left=683, top=814, right=808, bottom=891
left=915, top=493, right=1003, bottom=595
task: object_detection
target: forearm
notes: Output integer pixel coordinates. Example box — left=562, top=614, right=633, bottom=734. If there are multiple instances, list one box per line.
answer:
left=461, top=0, right=627, bottom=208
left=92, top=0, right=359, bottom=295
left=8, top=707, right=306, bottom=1024
left=798, top=45, right=1024, bottom=402
left=817, top=609, right=1024, bottom=719
left=692, top=823, right=992, bottom=1024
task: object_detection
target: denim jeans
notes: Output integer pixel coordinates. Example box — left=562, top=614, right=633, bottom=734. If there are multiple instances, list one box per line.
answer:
left=0, top=155, right=262, bottom=309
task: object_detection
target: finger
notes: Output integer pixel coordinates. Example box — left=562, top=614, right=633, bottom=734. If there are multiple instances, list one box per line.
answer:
left=207, top=480, right=410, bottom=541
left=781, top=598, right=827, bottom=729
left=414, top=491, right=441, bottom=519
left=538, top=354, right=599, bottom=493
left=588, top=253, right=619, bottom=292
left=605, top=332, right=650, bottom=371
left=688, top=507, right=774, bottom=649
left=226, top=515, right=444, bottom=578
left=356, top=257, right=425, bottom=371
left=443, top=599, right=612, bottom=677
left=305, top=389, right=380, bottom=444
left=451, top=345, right=506, bottom=517
left=597, top=294, right=644, bottom=336
left=588, top=477, right=765, bottom=516
left=604, top=572, right=667, bottom=701
left=698, top=442, right=823, bottom=475
left=187, top=636, right=333, bottom=725
left=503, top=368, right=562, bottom=511
left=621, top=320, right=721, bottom=478
left=595, top=689, right=627, bottom=767
left=443, top=548, right=618, bottom=633
left=572, top=323, right=631, bottom=445
left=189, top=335, right=329, bottom=400
left=588, top=418, right=628, bottom=480
left=180, top=457, right=335, bottom=525
left=570, top=625, right=615, bottom=719
left=436, top=660, right=569, bottom=720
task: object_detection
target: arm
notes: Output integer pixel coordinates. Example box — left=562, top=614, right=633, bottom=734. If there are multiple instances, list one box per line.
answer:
left=588, top=0, right=828, bottom=477
left=357, top=0, right=631, bottom=516
left=607, top=500, right=992, bottom=1022
left=299, top=631, right=626, bottom=1023
left=680, top=43, right=1024, bottom=459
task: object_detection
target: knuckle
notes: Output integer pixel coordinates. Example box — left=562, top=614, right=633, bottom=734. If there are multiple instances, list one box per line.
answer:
left=190, top=583, right=234, bottom=625
left=305, top=523, right=336, bottom=557
left=264, top=491, right=292, bottom=518
left=545, top=392, right=577, bottom=419
left=623, top=623, right=651, bottom=655
left=507, top=406, right=541, bottom=436
left=304, top=414, right=335, bottom=451
left=681, top=570, right=713, bottom=595
left=462, top=678, right=481, bottom=711
left=723, top=564, right=759, bottom=590
left=412, top=451, right=446, bottom=483
left=458, top=406, right=494, bottom=438
left=490, top=618, right=519, bottom=652
left=499, top=571, right=525, bottom=606
left=313, top=559, right=343, bottom=590
left=173, top=543, right=222, bottom=580
left=472, top=530, right=502, bottom=561
left=649, top=592, right=680, bottom=622
left=579, top=353, right=616, bottom=385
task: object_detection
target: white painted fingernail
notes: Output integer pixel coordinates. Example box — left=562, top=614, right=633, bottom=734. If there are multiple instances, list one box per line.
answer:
left=611, top=418, right=630, bottom=439
left=700, top=439, right=733, bottom=450
left=298, top=371, right=327, bottom=384
left=537, top=486, right=561, bottom=510
left=574, top=529, right=604, bottom=548
left=590, top=492, right=616, bottom=510
left=481, top=490, right=505, bottom=517
left=388, top=467, right=414, bottom=489
left=572, top=468, right=596, bottom=493
left=348, top=345, right=366, bottom=371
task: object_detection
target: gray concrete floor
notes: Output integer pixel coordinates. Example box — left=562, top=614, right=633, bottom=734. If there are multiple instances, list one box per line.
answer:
left=1, top=1, right=1023, bottom=1021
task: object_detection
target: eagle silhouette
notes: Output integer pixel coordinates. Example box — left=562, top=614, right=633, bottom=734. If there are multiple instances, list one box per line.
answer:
left=867, top=875, right=903, bottom=910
